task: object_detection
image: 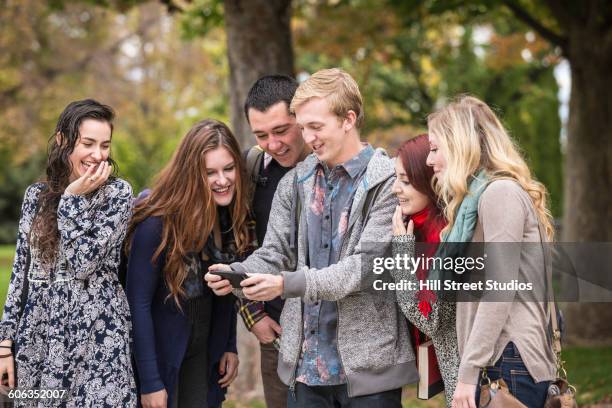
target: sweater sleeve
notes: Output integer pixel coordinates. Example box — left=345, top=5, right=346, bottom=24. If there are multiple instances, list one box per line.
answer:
left=236, top=299, right=267, bottom=331
left=457, top=180, right=526, bottom=384
left=391, top=234, right=445, bottom=337
left=0, top=184, right=44, bottom=342
left=126, top=217, right=166, bottom=394
left=57, top=178, right=133, bottom=279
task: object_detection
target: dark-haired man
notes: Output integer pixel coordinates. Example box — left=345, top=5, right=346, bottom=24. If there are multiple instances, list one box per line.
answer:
left=239, top=75, right=310, bottom=408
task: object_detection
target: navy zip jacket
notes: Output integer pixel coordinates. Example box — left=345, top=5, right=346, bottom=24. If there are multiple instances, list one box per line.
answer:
left=126, top=215, right=237, bottom=407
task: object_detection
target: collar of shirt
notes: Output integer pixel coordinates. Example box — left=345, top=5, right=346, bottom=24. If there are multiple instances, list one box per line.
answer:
left=263, top=152, right=273, bottom=169
left=310, top=143, right=374, bottom=179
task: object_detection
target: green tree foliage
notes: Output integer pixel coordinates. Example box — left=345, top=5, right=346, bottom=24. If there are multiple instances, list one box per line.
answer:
left=293, top=0, right=562, bottom=215
left=0, top=0, right=565, bottom=245
left=0, top=1, right=230, bottom=243
left=0, top=147, right=45, bottom=243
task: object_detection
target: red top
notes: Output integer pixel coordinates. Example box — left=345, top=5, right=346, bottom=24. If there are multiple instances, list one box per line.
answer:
left=410, top=205, right=445, bottom=318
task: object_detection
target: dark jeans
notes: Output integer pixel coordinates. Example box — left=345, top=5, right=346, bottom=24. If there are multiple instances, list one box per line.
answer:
left=287, top=382, right=402, bottom=408
left=260, top=342, right=288, bottom=408
left=475, top=342, right=550, bottom=408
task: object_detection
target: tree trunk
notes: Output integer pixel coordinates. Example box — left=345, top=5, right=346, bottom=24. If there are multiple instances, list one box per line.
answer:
left=561, top=22, right=612, bottom=344
left=223, top=0, right=294, bottom=148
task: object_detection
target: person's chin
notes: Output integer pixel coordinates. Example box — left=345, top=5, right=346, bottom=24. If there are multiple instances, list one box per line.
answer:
left=276, top=154, right=295, bottom=167
left=314, top=151, right=327, bottom=163
left=400, top=206, right=413, bottom=217
left=214, top=198, right=233, bottom=207
left=212, top=190, right=234, bottom=207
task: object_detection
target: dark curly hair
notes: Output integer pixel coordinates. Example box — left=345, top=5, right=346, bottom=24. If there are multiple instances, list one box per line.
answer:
left=31, top=99, right=117, bottom=268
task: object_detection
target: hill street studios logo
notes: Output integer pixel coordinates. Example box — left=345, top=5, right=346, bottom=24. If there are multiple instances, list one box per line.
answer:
left=371, top=252, right=534, bottom=294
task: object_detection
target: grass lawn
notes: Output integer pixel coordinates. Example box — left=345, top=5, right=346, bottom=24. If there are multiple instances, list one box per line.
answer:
left=0, top=245, right=14, bottom=308
left=0, top=245, right=610, bottom=406
left=564, top=346, right=612, bottom=406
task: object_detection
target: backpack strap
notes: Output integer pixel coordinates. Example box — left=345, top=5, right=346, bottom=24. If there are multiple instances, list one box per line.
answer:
left=246, top=145, right=265, bottom=186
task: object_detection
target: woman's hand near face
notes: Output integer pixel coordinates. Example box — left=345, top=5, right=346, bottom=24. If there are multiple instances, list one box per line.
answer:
left=392, top=205, right=414, bottom=236
left=65, top=161, right=112, bottom=196
left=141, top=388, right=167, bottom=408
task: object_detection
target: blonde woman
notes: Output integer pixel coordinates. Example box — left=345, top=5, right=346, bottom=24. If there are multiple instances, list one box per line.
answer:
left=426, top=95, right=556, bottom=408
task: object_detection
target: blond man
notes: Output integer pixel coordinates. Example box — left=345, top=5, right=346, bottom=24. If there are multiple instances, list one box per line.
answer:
left=207, top=68, right=417, bottom=407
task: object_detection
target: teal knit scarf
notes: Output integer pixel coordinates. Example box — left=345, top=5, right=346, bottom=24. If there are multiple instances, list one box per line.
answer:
left=430, top=170, right=489, bottom=283
left=440, top=170, right=489, bottom=247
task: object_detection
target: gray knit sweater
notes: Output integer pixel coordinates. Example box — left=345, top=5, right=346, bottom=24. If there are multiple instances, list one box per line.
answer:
left=231, top=149, right=418, bottom=397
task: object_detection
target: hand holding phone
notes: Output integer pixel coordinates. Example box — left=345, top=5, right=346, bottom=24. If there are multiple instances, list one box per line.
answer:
left=209, top=268, right=248, bottom=289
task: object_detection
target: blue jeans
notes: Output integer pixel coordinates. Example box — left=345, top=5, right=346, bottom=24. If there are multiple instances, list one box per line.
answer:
left=475, top=342, right=550, bottom=408
left=287, top=382, right=402, bottom=408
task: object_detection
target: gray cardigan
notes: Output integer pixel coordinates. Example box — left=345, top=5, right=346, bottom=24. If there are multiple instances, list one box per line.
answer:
left=456, top=179, right=556, bottom=385
left=232, top=149, right=418, bottom=397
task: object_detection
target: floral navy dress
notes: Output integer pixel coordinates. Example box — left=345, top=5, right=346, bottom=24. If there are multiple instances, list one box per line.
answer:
left=0, top=179, right=137, bottom=407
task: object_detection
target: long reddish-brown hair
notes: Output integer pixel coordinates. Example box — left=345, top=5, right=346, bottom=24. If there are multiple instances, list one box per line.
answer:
left=396, top=134, right=445, bottom=238
left=126, top=119, right=249, bottom=304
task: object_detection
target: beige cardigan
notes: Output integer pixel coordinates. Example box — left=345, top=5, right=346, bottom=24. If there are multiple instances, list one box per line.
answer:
left=456, top=179, right=556, bottom=384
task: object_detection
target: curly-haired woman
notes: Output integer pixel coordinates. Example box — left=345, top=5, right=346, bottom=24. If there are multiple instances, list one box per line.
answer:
left=0, top=99, right=136, bottom=406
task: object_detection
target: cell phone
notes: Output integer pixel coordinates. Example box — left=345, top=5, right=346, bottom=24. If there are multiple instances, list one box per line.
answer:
left=210, top=268, right=248, bottom=289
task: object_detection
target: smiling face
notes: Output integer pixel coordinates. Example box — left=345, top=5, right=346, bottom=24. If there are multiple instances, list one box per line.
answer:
left=204, top=146, right=237, bottom=207
left=392, top=157, right=430, bottom=216
left=67, top=119, right=112, bottom=182
left=426, top=132, right=448, bottom=177
left=248, top=102, right=306, bottom=168
left=295, top=97, right=354, bottom=167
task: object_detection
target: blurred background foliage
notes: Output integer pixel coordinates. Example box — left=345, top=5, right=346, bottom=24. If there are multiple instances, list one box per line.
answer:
left=0, top=0, right=562, bottom=237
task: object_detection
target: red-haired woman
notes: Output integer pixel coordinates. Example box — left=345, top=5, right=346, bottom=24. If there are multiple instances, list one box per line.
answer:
left=391, top=134, right=459, bottom=407
left=125, top=119, right=255, bottom=408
